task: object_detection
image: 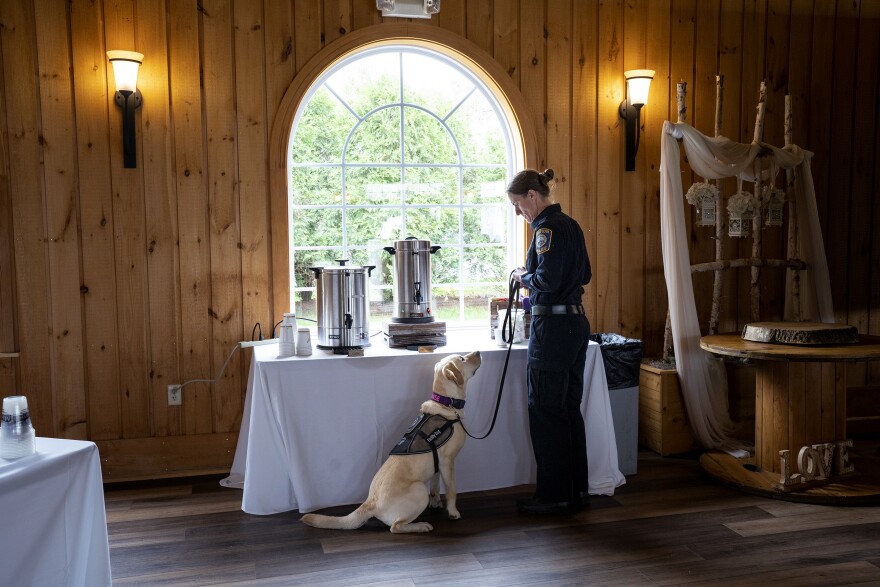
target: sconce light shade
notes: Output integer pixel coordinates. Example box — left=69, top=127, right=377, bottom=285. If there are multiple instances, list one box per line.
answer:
left=107, top=50, right=144, bottom=169
left=376, top=0, right=440, bottom=19
left=624, top=69, right=654, bottom=106
left=619, top=69, right=655, bottom=171
left=107, top=50, right=143, bottom=92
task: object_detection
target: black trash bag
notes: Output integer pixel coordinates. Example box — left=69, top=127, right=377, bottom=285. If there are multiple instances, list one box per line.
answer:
left=590, top=333, right=643, bottom=390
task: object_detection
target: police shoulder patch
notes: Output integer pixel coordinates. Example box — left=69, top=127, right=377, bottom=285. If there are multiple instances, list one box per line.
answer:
left=535, top=228, right=552, bottom=254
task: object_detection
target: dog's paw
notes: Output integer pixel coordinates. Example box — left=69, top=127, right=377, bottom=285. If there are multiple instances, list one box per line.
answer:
left=447, top=509, right=461, bottom=520
left=428, top=494, right=443, bottom=509
left=391, top=521, right=434, bottom=533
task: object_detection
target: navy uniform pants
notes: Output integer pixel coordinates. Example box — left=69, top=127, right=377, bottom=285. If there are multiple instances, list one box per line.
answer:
left=526, top=313, right=590, bottom=502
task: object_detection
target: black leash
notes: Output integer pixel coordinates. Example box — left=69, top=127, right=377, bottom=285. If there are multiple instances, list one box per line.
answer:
left=460, top=270, right=521, bottom=440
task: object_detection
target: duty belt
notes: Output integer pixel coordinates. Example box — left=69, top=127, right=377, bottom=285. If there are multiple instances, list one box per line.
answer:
left=530, top=304, right=585, bottom=316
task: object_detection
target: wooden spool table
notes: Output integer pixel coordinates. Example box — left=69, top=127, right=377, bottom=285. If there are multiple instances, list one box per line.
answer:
left=699, top=328, right=880, bottom=504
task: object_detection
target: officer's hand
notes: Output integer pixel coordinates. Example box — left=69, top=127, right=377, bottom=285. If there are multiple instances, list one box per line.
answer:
left=511, top=267, right=526, bottom=283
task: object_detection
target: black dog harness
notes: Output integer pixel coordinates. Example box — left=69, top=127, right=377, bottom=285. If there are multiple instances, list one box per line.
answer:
left=389, top=412, right=459, bottom=474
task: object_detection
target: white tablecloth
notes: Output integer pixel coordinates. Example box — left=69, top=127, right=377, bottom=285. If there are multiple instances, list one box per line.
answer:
left=223, top=330, right=625, bottom=514
left=0, top=437, right=112, bottom=587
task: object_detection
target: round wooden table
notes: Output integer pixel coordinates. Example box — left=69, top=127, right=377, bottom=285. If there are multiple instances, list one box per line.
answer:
left=699, top=333, right=880, bottom=504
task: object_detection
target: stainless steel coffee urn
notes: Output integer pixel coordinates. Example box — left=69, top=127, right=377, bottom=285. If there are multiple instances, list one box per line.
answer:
left=383, top=237, right=440, bottom=323
left=310, top=260, right=375, bottom=349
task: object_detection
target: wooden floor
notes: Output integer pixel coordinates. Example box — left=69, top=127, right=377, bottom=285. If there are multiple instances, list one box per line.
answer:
left=106, top=441, right=880, bottom=586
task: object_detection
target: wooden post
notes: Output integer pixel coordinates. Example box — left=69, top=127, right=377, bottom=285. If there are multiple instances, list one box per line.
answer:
left=663, top=82, right=689, bottom=361
left=709, top=74, right=725, bottom=334
left=784, top=95, right=801, bottom=320
left=750, top=81, right=767, bottom=323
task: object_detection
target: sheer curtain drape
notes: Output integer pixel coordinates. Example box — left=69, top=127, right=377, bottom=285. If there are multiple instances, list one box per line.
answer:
left=659, top=121, right=834, bottom=454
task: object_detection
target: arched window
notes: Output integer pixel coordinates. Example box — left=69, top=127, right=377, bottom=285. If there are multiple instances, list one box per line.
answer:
left=288, top=40, right=527, bottom=327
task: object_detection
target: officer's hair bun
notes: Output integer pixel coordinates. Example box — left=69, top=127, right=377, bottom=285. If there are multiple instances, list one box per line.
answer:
left=539, top=169, right=554, bottom=184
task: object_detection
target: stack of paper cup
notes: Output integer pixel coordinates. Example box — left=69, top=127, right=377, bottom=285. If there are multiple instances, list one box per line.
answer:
left=1, top=395, right=36, bottom=459
left=278, top=324, right=296, bottom=357
left=296, top=327, right=312, bottom=356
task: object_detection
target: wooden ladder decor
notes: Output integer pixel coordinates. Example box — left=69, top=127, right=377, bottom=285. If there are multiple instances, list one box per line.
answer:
left=661, top=79, right=807, bottom=361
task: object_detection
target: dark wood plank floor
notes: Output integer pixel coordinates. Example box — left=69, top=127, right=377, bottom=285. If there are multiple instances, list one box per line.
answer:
left=106, top=441, right=880, bottom=586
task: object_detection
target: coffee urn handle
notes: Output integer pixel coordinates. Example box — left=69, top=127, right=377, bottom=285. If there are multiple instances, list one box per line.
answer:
left=309, top=267, right=323, bottom=277
left=383, top=246, right=395, bottom=255
left=363, top=265, right=376, bottom=276
left=335, top=259, right=348, bottom=266
left=430, top=245, right=441, bottom=254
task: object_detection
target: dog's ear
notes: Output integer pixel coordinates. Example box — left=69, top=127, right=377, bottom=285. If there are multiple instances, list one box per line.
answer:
left=443, top=362, right=465, bottom=386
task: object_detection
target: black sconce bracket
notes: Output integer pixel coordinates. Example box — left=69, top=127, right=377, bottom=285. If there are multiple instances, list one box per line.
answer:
left=114, top=89, right=142, bottom=168
left=619, top=99, right=643, bottom=172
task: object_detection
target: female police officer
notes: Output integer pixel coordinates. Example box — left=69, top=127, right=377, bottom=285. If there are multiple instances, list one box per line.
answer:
left=508, top=168, right=592, bottom=515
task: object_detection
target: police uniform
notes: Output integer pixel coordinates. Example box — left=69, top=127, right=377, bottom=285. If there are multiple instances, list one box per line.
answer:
left=518, top=203, right=592, bottom=504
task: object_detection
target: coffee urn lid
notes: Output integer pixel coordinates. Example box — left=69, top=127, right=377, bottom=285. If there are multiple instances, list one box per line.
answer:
left=310, top=259, right=375, bottom=276
left=390, top=237, right=439, bottom=253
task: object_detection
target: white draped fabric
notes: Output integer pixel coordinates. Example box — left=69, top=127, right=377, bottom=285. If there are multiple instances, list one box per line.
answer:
left=660, top=121, right=834, bottom=452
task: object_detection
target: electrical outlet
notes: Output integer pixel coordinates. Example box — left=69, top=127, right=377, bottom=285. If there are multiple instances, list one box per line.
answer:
left=168, top=384, right=182, bottom=406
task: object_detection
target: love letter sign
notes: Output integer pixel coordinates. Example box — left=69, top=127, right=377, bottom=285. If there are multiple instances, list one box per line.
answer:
left=777, top=440, right=855, bottom=492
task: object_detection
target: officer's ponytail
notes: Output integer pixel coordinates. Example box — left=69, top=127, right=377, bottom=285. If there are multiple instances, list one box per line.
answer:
left=507, top=168, right=554, bottom=199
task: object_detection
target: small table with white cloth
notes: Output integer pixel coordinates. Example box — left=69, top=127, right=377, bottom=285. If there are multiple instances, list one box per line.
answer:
left=0, top=437, right=112, bottom=587
left=223, top=330, right=625, bottom=514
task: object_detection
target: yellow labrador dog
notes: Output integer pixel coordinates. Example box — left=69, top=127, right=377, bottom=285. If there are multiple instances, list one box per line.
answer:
left=301, top=350, right=481, bottom=533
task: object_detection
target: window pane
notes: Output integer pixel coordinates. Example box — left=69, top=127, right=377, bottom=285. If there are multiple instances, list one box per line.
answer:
left=430, top=246, right=460, bottom=285
left=292, top=248, right=343, bottom=289
left=347, top=208, right=403, bottom=246
left=292, top=208, right=342, bottom=247
left=291, top=87, right=353, bottom=163
left=463, top=167, right=507, bottom=204
left=463, top=245, right=507, bottom=283
left=346, top=167, right=401, bottom=205
left=405, top=167, right=458, bottom=205
left=290, top=88, right=357, bottom=163
left=406, top=207, right=459, bottom=245
left=448, top=92, right=506, bottom=164
left=403, top=108, right=457, bottom=164
left=346, top=107, right=401, bottom=164
left=402, top=52, right=472, bottom=115
left=464, top=287, right=501, bottom=322
left=432, top=285, right=461, bottom=322
left=291, top=166, right=341, bottom=206
left=463, top=205, right=507, bottom=244
left=325, top=52, right=400, bottom=118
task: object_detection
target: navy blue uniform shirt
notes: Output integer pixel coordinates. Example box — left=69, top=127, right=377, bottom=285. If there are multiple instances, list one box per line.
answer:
left=519, top=203, right=591, bottom=305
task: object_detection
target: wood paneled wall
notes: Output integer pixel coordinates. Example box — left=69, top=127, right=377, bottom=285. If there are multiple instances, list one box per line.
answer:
left=0, top=0, right=878, bottom=480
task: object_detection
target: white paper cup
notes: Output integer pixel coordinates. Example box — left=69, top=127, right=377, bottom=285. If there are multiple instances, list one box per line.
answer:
left=278, top=324, right=296, bottom=357
left=1, top=395, right=36, bottom=459
left=296, top=328, right=312, bottom=356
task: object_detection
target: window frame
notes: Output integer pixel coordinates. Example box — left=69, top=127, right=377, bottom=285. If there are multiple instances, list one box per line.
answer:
left=288, top=44, right=519, bottom=324
left=267, top=24, right=538, bottom=324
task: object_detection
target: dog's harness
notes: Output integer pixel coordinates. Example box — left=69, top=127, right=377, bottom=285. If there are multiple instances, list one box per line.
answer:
left=389, top=400, right=461, bottom=474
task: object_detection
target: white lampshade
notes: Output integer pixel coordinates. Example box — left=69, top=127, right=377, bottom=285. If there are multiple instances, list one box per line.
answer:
left=624, top=69, right=655, bottom=107
left=107, top=50, right=143, bottom=93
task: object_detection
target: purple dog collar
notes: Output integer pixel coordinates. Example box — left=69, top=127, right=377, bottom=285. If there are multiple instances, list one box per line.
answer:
left=431, top=392, right=465, bottom=410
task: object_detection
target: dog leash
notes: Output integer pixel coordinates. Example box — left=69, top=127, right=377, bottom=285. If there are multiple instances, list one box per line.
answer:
left=460, top=270, right=520, bottom=440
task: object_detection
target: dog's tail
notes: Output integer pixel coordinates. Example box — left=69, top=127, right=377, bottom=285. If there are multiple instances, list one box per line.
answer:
left=301, top=502, right=373, bottom=530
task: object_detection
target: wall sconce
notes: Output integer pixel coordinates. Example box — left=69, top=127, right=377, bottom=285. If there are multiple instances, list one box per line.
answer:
left=619, top=69, right=654, bottom=171
left=107, top=50, right=143, bottom=169
left=376, top=0, right=440, bottom=19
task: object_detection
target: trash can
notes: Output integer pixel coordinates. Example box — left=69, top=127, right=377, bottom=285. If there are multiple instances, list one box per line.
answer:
left=590, top=333, right=643, bottom=475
